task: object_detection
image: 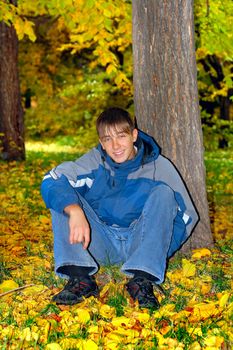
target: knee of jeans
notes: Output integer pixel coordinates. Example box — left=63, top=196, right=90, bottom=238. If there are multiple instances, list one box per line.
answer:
left=151, top=184, right=175, bottom=201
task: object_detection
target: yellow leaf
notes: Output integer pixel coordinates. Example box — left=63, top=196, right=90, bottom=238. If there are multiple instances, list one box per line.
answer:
left=0, top=280, right=19, bottom=293
left=114, top=73, right=124, bottom=86
left=44, top=260, right=51, bottom=269
left=201, top=275, right=212, bottom=283
left=14, top=17, right=25, bottom=40
left=88, top=325, right=99, bottom=334
left=204, top=335, right=224, bottom=347
left=153, top=303, right=175, bottom=318
left=141, top=329, right=153, bottom=338
left=189, top=341, right=201, bottom=350
left=218, top=292, right=230, bottom=308
left=22, top=284, right=47, bottom=296
left=39, top=215, right=51, bottom=224
left=103, top=8, right=112, bottom=18
left=191, top=302, right=219, bottom=321
left=182, top=259, right=196, bottom=277
left=111, top=316, right=131, bottom=327
left=106, top=64, right=117, bottom=75
left=99, top=281, right=115, bottom=297
left=60, top=338, right=82, bottom=349
left=20, top=327, right=31, bottom=341
left=74, top=309, right=91, bottom=323
left=99, top=304, right=116, bottom=318
left=81, top=339, right=98, bottom=350
left=192, top=248, right=211, bottom=259
left=45, top=344, right=62, bottom=350
left=40, top=321, right=51, bottom=343
left=112, top=327, right=139, bottom=338
left=201, top=282, right=212, bottom=294
left=189, top=327, right=202, bottom=336
left=11, top=246, right=24, bottom=253
left=103, top=339, right=119, bottom=350
left=1, top=325, right=14, bottom=338
left=24, top=20, right=36, bottom=42
left=133, top=311, right=150, bottom=323
left=106, top=332, right=123, bottom=342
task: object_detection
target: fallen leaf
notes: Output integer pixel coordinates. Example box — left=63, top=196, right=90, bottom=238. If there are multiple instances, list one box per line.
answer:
left=45, top=343, right=62, bottom=350
left=182, top=259, right=196, bottom=277
left=192, top=248, right=211, bottom=259
left=111, top=316, right=131, bottom=327
left=75, top=308, right=91, bottom=323
left=218, top=292, right=230, bottom=308
left=0, top=280, right=19, bottom=293
left=81, top=339, right=98, bottom=350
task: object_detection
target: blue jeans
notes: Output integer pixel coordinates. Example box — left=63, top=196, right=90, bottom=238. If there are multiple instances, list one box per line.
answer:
left=51, top=184, right=178, bottom=284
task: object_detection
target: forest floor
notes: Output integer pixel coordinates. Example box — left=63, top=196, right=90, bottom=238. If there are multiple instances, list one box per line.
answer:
left=0, top=142, right=232, bottom=350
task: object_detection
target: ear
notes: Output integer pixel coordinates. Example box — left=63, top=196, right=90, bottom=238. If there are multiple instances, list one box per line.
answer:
left=132, top=128, right=138, bottom=142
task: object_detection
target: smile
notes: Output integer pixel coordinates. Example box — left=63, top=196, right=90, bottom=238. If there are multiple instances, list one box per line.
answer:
left=113, top=151, right=124, bottom=156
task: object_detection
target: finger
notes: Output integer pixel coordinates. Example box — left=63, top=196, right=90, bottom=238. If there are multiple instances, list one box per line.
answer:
left=73, top=228, right=87, bottom=245
left=69, top=227, right=75, bottom=244
left=70, top=226, right=81, bottom=244
left=82, top=230, right=90, bottom=249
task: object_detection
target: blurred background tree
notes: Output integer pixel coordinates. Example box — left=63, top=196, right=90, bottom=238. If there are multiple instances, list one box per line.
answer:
left=0, top=0, right=25, bottom=160
left=194, top=0, right=233, bottom=149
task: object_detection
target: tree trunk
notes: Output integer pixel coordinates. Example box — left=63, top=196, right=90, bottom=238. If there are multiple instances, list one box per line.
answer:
left=0, top=0, right=25, bottom=161
left=132, top=0, right=213, bottom=250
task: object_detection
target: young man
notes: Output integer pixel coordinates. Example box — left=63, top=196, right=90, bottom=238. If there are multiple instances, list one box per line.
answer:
left=41, top=107, right=198, bottom=309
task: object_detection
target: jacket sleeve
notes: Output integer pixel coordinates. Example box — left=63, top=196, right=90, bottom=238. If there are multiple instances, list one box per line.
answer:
left=41, top=148, right=101, bottom=213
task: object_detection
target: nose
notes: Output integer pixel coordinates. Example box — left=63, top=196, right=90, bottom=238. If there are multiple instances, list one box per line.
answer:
left=112, top=137, right=120, bottom=150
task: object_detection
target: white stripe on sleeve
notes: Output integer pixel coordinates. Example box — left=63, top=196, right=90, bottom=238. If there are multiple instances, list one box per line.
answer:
left=69, top=177, right=94, bottom=189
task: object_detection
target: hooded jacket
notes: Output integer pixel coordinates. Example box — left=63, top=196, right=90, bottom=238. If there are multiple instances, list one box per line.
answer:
left=41, top=130, right=199, bottom=256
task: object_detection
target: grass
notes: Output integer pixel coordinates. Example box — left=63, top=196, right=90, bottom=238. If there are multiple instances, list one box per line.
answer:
left=0, top=140, right=232, bottom=349
left=107, top=293, right=127, bottom=317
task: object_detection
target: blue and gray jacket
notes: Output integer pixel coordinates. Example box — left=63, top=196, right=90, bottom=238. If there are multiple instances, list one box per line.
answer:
left=41, top=130, right=198, bottom=256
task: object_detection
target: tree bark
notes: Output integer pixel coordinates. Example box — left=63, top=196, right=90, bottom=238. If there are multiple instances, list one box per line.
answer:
left=132, top=0, right=213, bottom=250
left=0, top=0, right=25, bottom=161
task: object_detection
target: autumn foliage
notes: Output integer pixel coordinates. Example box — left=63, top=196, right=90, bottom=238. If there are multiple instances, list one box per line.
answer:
left=0, top=145, right=232, bottom=350
left=0, top=1, right=232, bottom=348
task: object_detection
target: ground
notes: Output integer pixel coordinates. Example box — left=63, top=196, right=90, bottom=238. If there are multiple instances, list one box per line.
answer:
left=0, top=143, right=232, bottom=350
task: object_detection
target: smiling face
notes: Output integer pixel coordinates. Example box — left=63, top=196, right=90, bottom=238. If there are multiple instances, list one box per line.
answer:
left=99, top=126, right=138, bottom=163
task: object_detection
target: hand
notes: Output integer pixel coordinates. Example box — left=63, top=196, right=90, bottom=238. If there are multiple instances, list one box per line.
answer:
left=64, top=204, right=90, bottom=249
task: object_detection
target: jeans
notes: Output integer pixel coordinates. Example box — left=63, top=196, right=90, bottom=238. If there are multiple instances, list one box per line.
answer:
left=51, top=184, right=178, bottom=284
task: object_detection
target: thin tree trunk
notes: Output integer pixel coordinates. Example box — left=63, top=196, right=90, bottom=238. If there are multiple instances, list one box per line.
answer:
left=132, top=0, right=213, bottom=250
left=0, top=0, right=25, bottom=161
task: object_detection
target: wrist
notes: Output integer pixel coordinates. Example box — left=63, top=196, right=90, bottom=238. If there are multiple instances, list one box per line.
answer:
left=64, top=204, right=83, bottom=216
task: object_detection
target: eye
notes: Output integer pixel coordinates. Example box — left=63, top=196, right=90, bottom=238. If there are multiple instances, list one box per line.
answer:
left=119, top=133, right=126, bottom=138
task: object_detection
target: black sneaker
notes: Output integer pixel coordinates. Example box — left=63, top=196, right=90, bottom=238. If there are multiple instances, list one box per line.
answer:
left=126, top=277, right=159, bottom=309
left=52, top=276, right=99, bottom=305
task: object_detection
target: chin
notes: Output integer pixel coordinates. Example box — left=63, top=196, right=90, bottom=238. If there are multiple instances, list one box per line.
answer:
left=112, top=156, right=126, bottom=163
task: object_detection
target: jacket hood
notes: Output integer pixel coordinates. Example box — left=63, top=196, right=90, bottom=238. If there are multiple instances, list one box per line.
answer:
left=97, top=129, right=160, bottom=173
left=137, top=130, right=160, bottom=163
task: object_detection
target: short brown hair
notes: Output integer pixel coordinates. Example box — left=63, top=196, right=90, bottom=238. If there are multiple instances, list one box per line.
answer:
left=96, top=107, right=135, bottom=138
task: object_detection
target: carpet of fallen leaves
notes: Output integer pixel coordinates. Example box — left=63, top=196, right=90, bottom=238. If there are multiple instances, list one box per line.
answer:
left=0, top=150, right=232, bottom=350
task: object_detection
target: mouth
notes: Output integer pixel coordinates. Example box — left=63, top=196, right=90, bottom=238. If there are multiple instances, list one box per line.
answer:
left=113, top=151, right=124, bottom=157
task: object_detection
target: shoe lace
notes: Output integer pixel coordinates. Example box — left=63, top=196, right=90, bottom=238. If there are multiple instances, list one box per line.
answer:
left=65, top=277, right=91, bottom=293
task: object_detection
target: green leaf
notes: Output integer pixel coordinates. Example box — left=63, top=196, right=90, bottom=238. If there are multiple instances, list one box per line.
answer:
left=85, top=0, right=95, bottom=9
